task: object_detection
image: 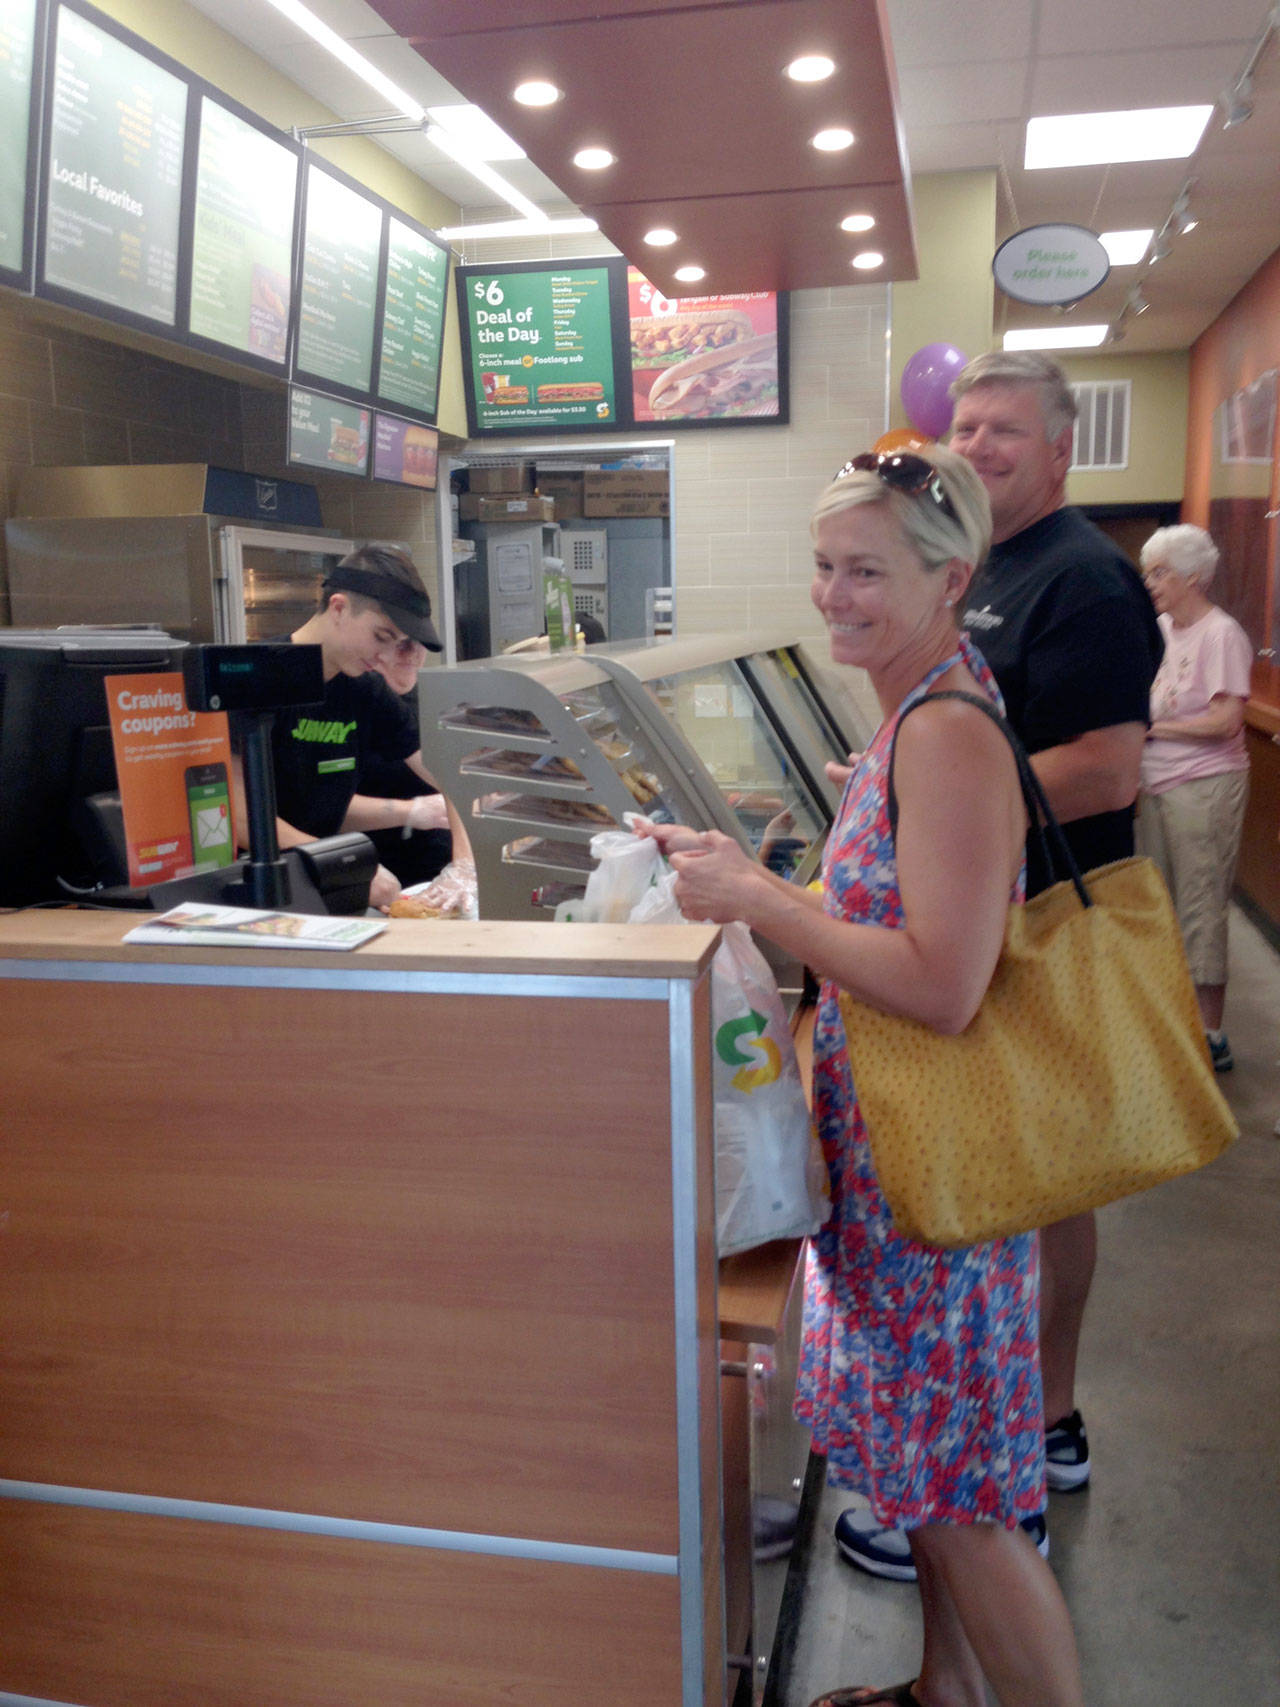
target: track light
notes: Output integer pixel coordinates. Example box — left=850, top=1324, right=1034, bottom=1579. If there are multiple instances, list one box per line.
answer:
left=1222, top=74, right=1254, bottom=128
left=1149, top=231, right=1172, bottom=263
left=1128, top=286, right=1150, bottom=315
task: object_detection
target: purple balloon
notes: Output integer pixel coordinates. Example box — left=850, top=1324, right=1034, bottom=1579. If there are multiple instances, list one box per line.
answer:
left=900, top=342, right=968, bottom=438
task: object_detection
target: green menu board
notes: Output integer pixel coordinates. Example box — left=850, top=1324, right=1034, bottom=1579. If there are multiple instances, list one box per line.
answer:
left=0, top=0, right=39, bottom=276
left=188, top=96, right=297, bottom=366
left=461, top=264, right=619, bottom=432
left=43, top=4, right=187, bottom=325
left=295, top=163, right=381, bottom=394
left=376, top=216, right=448, bottom=420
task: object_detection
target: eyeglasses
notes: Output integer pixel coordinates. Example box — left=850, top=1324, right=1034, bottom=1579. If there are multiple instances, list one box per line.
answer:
left=834, top=451, right=960, bottom=527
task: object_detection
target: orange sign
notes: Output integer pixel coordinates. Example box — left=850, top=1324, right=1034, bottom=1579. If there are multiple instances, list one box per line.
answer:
left=105, top=672, right=237, bottom=887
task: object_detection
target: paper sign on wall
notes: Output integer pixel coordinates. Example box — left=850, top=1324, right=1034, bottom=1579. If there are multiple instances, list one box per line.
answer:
left=106, top=672, right=237, bottom=886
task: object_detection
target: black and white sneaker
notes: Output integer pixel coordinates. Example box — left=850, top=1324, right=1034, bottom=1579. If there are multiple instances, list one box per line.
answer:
left=1207, top=1031, right=1233, bottom=1072
left=834, top=1507, right=1048, bottom=1581
left=1044, top=1408, right=1091, bottom=1491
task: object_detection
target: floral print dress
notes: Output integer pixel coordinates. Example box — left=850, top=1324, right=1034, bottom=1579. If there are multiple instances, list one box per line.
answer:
left=794, top=639, right=1046, bottom=1529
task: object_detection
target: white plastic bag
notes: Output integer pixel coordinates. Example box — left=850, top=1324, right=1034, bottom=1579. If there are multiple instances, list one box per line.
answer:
left=587, top=827, right=830, bottom=1255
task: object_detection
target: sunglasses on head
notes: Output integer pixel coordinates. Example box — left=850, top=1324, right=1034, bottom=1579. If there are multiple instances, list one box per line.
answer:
left=834, top=451, right=960, bottom=527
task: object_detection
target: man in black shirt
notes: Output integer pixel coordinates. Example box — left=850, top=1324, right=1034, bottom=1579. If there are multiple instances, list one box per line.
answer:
left=244, top=546, right=463, bottom=911
left=951, top=351, right=1163, bottom=1494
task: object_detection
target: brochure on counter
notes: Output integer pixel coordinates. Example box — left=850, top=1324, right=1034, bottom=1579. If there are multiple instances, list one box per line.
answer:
left=122, top=901, right=386, bottom=950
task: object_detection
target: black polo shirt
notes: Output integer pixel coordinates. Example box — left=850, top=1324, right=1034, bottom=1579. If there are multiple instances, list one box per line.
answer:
left=269, top=666, right=418, bottom=839
left=962, top=507, right=1163, bottom=893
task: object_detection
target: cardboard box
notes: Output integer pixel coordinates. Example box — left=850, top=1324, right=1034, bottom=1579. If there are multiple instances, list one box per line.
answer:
left=536, top=469, right=585, bottom=520
left=582, top=470, right=669, bottom=519
left=467, top=464, right=533, bottom=494
left=458, top=492, right=556, bottom=523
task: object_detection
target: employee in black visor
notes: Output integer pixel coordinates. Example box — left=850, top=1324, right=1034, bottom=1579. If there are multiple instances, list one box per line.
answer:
left=232, top=544, right=467, bottom=912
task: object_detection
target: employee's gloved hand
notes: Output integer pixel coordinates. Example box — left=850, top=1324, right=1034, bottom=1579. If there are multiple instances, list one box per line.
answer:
left=403, top=794, right=449, bottom=834
left=370, top=863, right=402, bottom=913
left=404, top=857, right=478, bottom=919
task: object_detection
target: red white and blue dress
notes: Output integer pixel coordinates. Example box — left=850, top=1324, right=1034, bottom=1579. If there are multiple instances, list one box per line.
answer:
left=794, top=639, right=1047, bottom=1530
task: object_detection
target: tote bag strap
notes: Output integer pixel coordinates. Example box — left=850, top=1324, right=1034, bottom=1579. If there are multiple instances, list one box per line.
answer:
left=887, top=689, right=1092, bottom=909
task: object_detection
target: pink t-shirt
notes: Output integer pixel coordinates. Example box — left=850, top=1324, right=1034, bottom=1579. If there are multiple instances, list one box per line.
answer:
left=1140, top=605, right=1253, bottom=794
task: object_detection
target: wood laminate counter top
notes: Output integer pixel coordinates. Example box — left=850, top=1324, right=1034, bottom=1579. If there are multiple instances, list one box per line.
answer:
left=0, top=909, right=721, bottom=981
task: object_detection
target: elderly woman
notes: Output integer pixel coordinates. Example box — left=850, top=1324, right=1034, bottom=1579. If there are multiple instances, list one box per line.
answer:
left=644, top=445, right=1083, bottom=1707
left=1137, top=524, right=1252, bottom=1070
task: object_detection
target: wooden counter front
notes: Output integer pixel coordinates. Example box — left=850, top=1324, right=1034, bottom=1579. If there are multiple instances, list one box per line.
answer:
left=0, top=913, right=724, bottom=1707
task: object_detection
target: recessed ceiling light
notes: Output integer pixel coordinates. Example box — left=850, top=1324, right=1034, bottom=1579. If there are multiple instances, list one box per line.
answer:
left=787, top=55, right=835, bottom=83
left=1099, top=228, right=1154, bottom=266
left=674, top=265, right=706, bottom=283
left=644, top=228, right=678, bottom=246
left=1024, top=105, right=1213, bottom=169
left=573, top=147, right=615, bottom=170
left=841, top=213, right=876, bottom=234
left=851, top=251, right=884, bottom=270
left=513, top=80, right=561, bottom=107
left=1003, top=325, right=1109, bottom=351
left=812, top=127, right=855, bottom=152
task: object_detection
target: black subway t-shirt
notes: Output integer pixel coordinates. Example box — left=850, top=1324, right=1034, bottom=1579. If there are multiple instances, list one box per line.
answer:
left=961, top=507, right=1163, bottom=893
left=269, top=667, right=418, bottom=839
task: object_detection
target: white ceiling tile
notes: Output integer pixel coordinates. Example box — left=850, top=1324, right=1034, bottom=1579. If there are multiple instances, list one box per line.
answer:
left=885, top=0, right=1033, bottom=69
left=1035, top=0, right=1266, bottom=57
left=897, top=60, right=1026, bottom=129
left=1029, top=45, right=1246, bottom=114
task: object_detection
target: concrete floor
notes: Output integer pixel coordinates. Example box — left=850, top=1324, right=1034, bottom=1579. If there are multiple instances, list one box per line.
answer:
left=778, top=906, right=1280, bottom=1707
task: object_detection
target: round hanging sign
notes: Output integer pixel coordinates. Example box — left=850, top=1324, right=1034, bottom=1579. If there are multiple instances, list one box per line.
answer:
left=992, top=223, right=1110, bottom=306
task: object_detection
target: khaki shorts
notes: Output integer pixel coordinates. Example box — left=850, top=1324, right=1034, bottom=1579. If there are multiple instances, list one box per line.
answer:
left=1136, top=770, right=1249, bottom=986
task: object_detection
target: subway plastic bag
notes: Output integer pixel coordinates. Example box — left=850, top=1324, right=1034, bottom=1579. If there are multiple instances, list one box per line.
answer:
left=584, top=825, right=830, bottom=1254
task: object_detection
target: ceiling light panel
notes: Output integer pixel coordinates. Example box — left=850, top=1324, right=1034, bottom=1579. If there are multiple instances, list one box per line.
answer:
left=787, top=54, right=836, bottom=82
left=1099, top=228, right=1155, bottom=265
left=1003, top=325, right=1109, bottom=350
left=1024, top=105, right=1214, bottom=168
left=427, top=103, right=525, bottom=161
left=261, top=0, right=426, bottom=119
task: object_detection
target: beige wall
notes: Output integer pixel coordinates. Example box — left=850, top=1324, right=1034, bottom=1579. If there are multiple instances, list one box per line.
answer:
left=1060, top=350, right=1188, bottom=506
left=888, top=171, right=998, bottom=432
left=671, top=284, right=888, bottom=660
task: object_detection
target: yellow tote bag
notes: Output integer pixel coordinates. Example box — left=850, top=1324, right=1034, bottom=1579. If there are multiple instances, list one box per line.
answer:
left=837, top=695, right=1238, bottom=1249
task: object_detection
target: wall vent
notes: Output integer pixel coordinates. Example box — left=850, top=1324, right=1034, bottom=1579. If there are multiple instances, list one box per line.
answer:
left=1070, top=380, right=1130, bottom=472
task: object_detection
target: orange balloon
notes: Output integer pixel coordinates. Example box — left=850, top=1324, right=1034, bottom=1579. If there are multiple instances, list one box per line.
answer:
left=873, top=427, right=933, bottom=455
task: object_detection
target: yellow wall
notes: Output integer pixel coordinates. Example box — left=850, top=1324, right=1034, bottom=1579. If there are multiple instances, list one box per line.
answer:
left=888, top=171, right=998, bottom=432
left=93, top=0, right=467, bottom=438
left=1060, top=350, right=1188, bottom=504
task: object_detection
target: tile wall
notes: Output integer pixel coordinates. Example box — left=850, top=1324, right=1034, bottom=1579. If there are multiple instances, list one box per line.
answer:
left=0, top=295, right=441, bottom=626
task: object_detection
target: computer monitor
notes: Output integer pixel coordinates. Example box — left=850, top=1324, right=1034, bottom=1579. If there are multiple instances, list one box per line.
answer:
left=0, top=629, right=189, bottom=906
left=0, top=631, right=374, bottom=912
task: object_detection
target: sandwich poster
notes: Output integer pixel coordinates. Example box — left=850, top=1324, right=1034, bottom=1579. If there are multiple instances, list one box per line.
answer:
left=628, top=269, right=783, bottom=424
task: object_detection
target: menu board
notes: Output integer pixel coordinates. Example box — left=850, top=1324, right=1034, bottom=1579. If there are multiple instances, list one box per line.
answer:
left=376, top=215, right=448, bottom=421
left=456, top=258, right=787, bottom=436
left=628, top=267, right=783, bottom=424
left=457, top=259, right=626, bottom=435
left=372, top=411, right=438, bottom=489
left=295, top=162, right=382, bottom=395
left=187, top=95, right=298, bottom=367
left=42, top=2, right=187, bottom=326
left=288, top=386, right=370, bottom=478
left=0, top=0, right=40, bottom=282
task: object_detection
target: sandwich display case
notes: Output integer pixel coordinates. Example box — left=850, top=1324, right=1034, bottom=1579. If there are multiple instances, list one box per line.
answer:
left=417, top=630, right=873, bottom=991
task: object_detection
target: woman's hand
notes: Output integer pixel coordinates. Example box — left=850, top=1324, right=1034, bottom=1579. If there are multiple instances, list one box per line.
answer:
left=669, top=831, right=761, bottom=924
left=631, top=816, right=707, bottom=857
